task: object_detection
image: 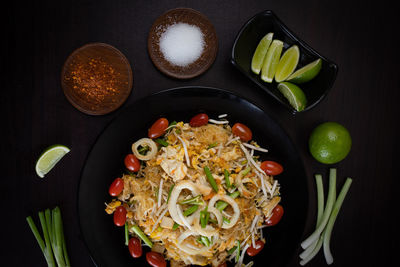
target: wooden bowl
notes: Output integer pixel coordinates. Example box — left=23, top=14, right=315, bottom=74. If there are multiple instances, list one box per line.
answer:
left=147, top=8, right=218, bottom=79
left=61, top=43, right=133, bottom=115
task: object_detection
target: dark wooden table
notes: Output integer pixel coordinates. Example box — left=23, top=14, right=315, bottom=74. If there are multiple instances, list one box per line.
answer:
left=4, top=0, right=398, bottom=266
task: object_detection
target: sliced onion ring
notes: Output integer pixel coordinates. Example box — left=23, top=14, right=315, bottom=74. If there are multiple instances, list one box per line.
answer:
left=132, top=138, right=158, bottom=160
left=208, top=195, right=240, bottom=229
left=168, top=180, right=200, bottom=226
left=177, top=230, right=211, bottom=256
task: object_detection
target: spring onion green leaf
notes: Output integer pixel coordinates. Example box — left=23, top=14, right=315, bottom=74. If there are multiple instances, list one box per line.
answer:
left=242, top=167, right=251, bottom=176
left=178, top=195, right=203, bottom=205
left=167, top=184, right=175, bottom=203
left=27, top=206, right=70, bottom=267
left=224, top=169, right=231, bottom=188
left=228, top=246, right=237, bottom=255
left=155, top=138, right=169, bottom=147
left=183, top=205, right=199, bottom=216
left=172, top=222, right=179, bottom=230
left=323, top=177, right=352, bottom=264
left=223, top=217, right=231, bottom=224
left=125, top=223, right=129, bottom=246
left=138, top=145, right=149, bottom=155
left=131, top=224, right=153, bottom=248
left=208, top=218, right=218, bottom=224
left=216, top=191, right=240, bottom=211
left=201, top=236, right=211, bottom=247
left=208, top=142, right=218, bottom=149
left=200, top=206, right=209, bottom=228
left=204, top=166, right=219, bottom=192
left=26, top=216, right=49, bottom=262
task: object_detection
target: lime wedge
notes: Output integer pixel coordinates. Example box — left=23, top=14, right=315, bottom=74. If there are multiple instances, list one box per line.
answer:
left=35, top=145, right=70, bottom=178
left=261, top=39, right=283, bottom=83
left=251, top=32, right=274, bottom=75
left=277, top=82, right=307, bottom=112
left=275, top=45, right=300, bottom=82
left=287, top=58, right=322, bottom=84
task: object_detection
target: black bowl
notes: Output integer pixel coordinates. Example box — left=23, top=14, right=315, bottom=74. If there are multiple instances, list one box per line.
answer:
left=78, top=87, right=308, bottom=266
left=231, top=10, right=338, bottom=113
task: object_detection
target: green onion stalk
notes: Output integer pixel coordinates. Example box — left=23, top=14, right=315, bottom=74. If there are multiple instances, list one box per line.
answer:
left=26, top=206, right=70, bottom=267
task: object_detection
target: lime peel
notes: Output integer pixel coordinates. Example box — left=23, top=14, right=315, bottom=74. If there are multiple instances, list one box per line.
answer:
left=35, top=145, right=70, bottom=178
left=275, top=45, right=300, bottom=82
left=261, top=39, right=283, bottom=83
left=251, top=32, right=274, bottom=75
left=277, top=82, right=307, bottom=112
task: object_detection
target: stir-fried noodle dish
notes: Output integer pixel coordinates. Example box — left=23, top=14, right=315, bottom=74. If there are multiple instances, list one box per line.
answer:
left=106, top=114, right=283, bottom=267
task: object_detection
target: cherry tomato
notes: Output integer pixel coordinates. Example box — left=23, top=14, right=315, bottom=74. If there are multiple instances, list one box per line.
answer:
left=260, top=161, right=283, bottom=176
left=190, top=113, right=209, bottom=127
left=232, top=123, right=252, bottom=142
left=246, top=240, right=265, bottom=256
left=128, top=237, right=142, bottom=258
left=218, top=262, right=227, bottom=267
left=109, top=178, right=124, bottom=196
left=265, top=204, right=284, bottom=226
left=146, top=251, right=166, bottom=267
left=113, top=206, right=127, bottom=227
left=148, top=118, right=169, bottom=139
left=124, top=154, right=140, bottom=172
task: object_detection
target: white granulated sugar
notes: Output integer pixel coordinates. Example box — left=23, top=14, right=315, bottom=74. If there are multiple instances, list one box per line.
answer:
left=159, top=23, right=205, bottom=67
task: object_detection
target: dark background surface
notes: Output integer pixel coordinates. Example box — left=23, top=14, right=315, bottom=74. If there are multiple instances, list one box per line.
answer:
left=3, top=0, right=398, bottom=266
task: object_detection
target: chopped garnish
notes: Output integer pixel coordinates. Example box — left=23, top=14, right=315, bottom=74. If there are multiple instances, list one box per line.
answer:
left=131, top=225, right=153, bottom=248
left=178, top=195, right=203, bottom=205
left=204, top=166, right=219, bottom=192
left=224, top=169, right=231, bottom=188
left=183, top=205, right=199, bottom=217
left=155, top=138, right=169, bottom=147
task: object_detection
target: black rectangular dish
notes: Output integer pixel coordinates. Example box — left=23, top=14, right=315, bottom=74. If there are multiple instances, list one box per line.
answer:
left=231, top=10, right=338, bottom=113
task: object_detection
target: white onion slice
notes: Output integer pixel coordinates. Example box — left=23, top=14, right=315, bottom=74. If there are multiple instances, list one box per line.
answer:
left=177, top=231, right=211, bottom=256
left=168, top=180, right=200, bottom=226
left=208, top=195, right=240, bottom=229
left=132, top=138, right=158, bottom=160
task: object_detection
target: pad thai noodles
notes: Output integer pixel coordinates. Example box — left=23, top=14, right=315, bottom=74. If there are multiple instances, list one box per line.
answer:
left=105, top=113, right=284, bottom=267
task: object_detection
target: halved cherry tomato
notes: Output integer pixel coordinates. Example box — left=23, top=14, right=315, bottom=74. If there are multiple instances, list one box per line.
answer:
left=124, top=154, right=140, bottom=172
left=146, top=251, right=166, bottom=267
left=109, top=178, right=124, bottom=196
left=189, top=113, right=209, bottom=127
left=260, top=161, right=283, bottom=176
left=128, top=237, right=142, bottom=258
left=232, top=123, right=252, bottom=142
left=246, top=240, right=265, bottom=256
left=148, top=118, right=169, bottom=139
left=113, top=206, right=127, bottom=227
left=265, top=204, right=284, bottom=226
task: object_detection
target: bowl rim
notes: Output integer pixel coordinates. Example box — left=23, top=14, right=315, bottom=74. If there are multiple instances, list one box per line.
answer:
left=231, top=10, right=338, bottom=114
left=61, top=42, right=133, bottom=116
left=147, top=7, right=218, bottom=79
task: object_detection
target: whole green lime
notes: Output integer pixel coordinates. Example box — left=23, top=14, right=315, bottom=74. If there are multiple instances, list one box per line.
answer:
left=308, top=122, right=352, bottom=164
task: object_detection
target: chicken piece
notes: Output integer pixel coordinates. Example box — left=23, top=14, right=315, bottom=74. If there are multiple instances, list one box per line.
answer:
left=160, top=159, right=187, bottom=182
left=220, top=146, right=243, bottom=162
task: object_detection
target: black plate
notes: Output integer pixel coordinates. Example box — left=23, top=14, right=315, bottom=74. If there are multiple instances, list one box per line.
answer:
left=78, top=86, right=308, bottom=266
left=231, top=10, right=338, bottom=113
